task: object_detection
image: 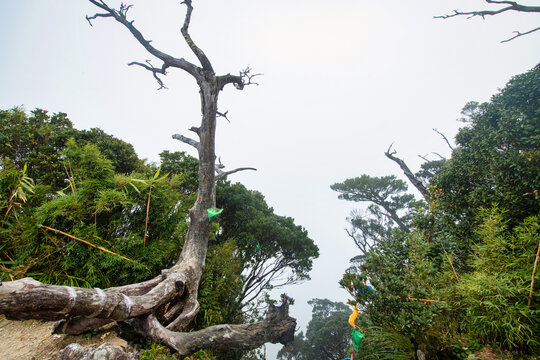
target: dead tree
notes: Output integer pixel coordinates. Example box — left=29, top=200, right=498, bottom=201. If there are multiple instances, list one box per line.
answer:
left=0, top=1, right=294, bottom=358
left=384, top=144, right=428, bottom=199
left=435, top=0, right=540, bottom=42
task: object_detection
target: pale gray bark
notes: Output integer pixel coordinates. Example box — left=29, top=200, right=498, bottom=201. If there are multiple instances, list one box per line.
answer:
left=124, top=299, right=294, bottom=357
left=172, top=133, right=200, bottom=151
left=58, top=343, right=138, bottom=360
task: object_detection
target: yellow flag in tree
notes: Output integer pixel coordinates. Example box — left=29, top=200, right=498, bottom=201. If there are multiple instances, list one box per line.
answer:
left=348, top=305, right=358, bottom=328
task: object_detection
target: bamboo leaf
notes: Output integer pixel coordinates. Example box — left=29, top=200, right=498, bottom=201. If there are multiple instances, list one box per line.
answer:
left=129, top=182, right=141, bottom=193
left=21, top=182, right=34, bottom=193
left=18, top=188, right=27, bottom=202
left=153, top=167, right=161, bottom=180
left=156, top=172, right=170, bottom=182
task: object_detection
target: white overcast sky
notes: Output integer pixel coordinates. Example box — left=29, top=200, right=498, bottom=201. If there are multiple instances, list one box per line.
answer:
left=1, top=0, right=539, bottom=358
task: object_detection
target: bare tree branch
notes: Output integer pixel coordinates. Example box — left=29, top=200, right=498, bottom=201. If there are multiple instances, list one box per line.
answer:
left=380, top=209, right=409, bottom=232
left=172, top=133, right=200, bottom=151
left=240, top=66, right=263, bottom=87
left=165, top=295, right=200, bottom=331
left=433, top=128, right=454, bottom=151
left=128, top=60, right=169, bottom=89
left=216, top=73, right=243, bottom=90
left=214, top=157, right=256, bottom=180
left=418, top=154, right=430, bottom=163
left=501, top=26, right=540, bottom=42
left=435, top=1, right=540, bottom=19
left=385, top=143, right=428, bottom=199
left=345, top=228, right=372, bottom=255
left=86, top=12, right=113, bottom=26
left=57, top=301, right=294, bottom=359
left=418, top=153, right=445, bottom=163
left=180, top=0, right=213, bottom=72
left=54, top=318, right=113, bottom=335
left=435, top=0, right=540, bottom=42
left=217, top=110, right=230, bottom=122
left=87, top=0, right=200, bottom=79
left=242, top=265, right=292, bottom=308
left=216, top=167, right=257, bottom=180
left=216, top=66, right=263, bottom=91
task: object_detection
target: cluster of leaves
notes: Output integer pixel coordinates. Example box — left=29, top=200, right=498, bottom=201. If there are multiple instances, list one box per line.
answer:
left=331, top=64, right=540, bottom=359
left=0, top=108, right=139, bottom=188
left=455, top=209, right=539, bottom=350
left=1, top=136, right=190, bottom=287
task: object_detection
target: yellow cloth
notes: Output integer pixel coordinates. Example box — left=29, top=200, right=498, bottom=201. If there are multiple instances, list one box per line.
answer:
left=348, top=305, right=358, bottom=328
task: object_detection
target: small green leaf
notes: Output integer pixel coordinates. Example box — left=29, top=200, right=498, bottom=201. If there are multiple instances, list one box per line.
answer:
left=153, top=167, right=161, bottom=180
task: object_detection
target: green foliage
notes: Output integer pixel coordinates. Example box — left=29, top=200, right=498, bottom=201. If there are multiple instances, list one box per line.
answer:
left=332, top=174, right=445, bottom=356
left=216, top=181, right=319, bottom=315
left=455, top=208, right=539, bottom=352
left=353, top=327, right=414, bottom=360
left=75, top=128, right=140, bottom=175
left=159, top=150, right=199, bottom=194
left=194, top=238, right=243, bottom=327
left=0, top=107, right=77, bottom=188
left=0, top=107, right=139, bottom=186
left=341, top=231, right=446, bottom=344
left=330, top=175, right=417, bottom=232
left=184, top=350, right=214, bottom=360
left=139, top=342, right=179, bottom=360
left=331, top=175, right=421, bottom=254
left=277, top=299, right=352, bottom=360
left=1, top=161, right=35, bottom=224
left=334, top=64, right=540, bottom=359
left=414, top=159, right=446, bottom=186
left=433, top=64, right=540, bottom=255
left=1, top=140, right=189, bottom=287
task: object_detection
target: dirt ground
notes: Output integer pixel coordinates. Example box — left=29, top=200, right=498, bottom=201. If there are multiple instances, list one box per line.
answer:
left=0, top=316, right=129, bottom=360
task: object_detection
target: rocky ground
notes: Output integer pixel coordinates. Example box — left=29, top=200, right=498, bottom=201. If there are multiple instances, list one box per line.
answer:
left=0, top=316, right=130, bottom=360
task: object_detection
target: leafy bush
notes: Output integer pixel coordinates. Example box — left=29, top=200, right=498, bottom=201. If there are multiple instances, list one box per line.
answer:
left=456, top=208, right=539, bottom=352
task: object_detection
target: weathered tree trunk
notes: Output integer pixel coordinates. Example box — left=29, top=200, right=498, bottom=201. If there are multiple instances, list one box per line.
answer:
left=0, top=1, right=295, bottom=357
